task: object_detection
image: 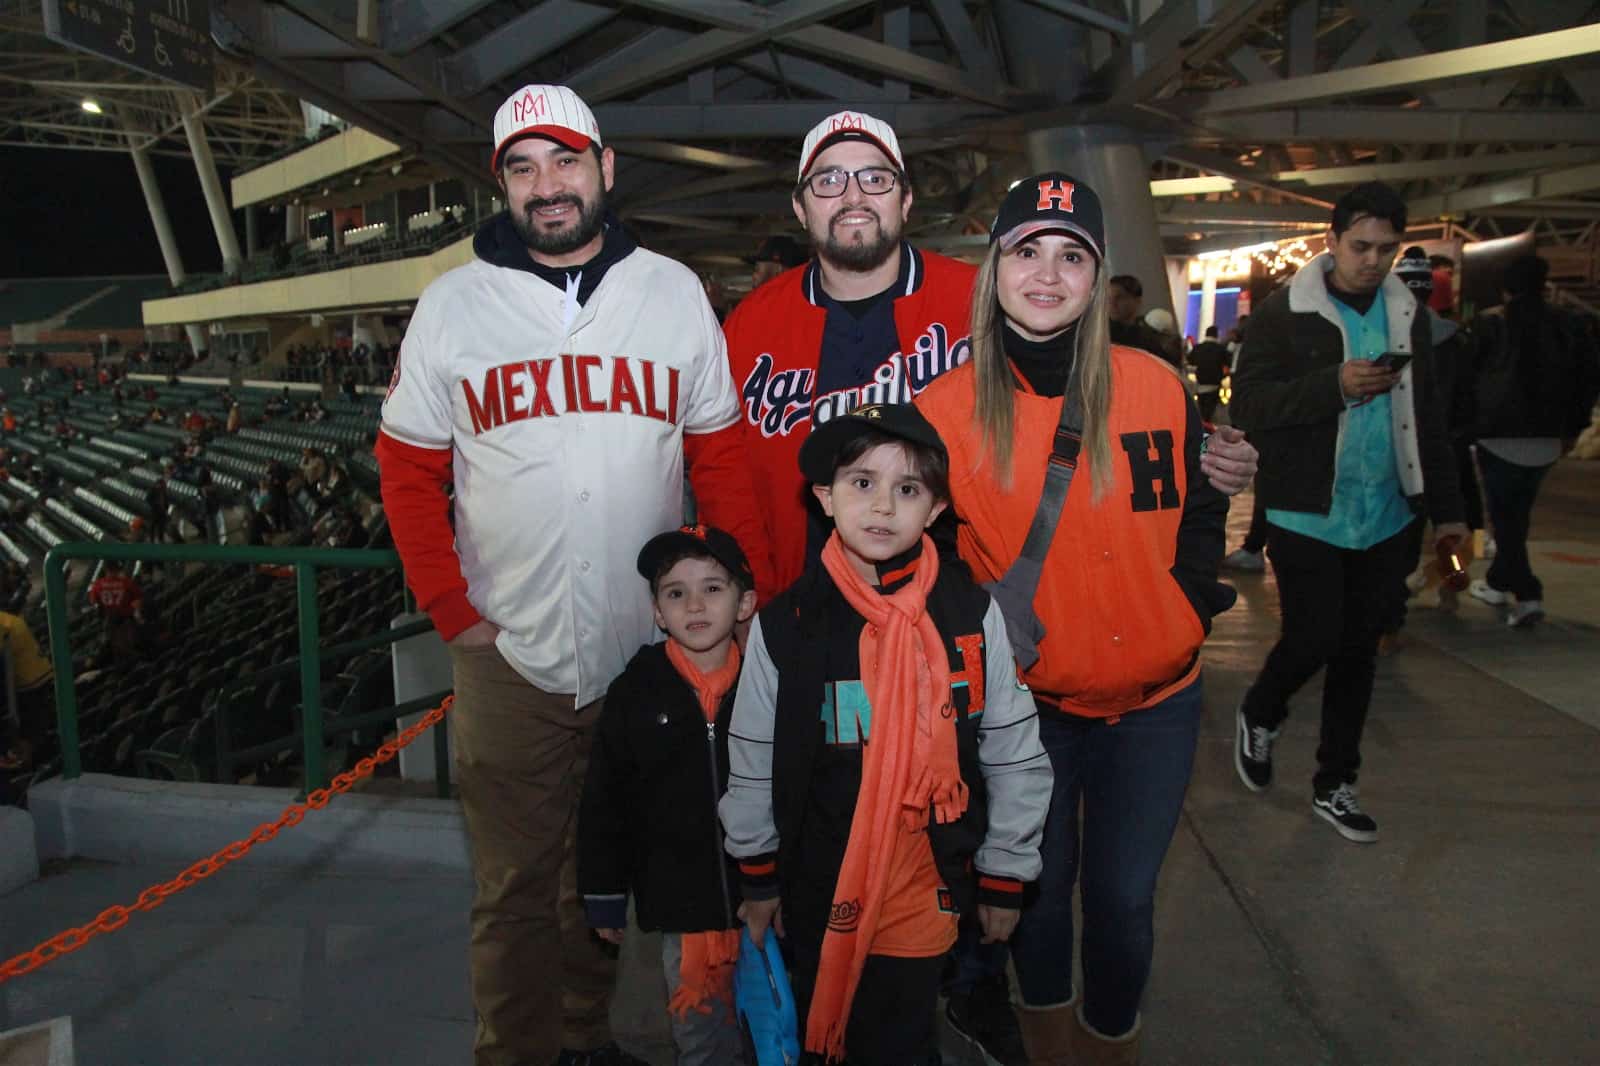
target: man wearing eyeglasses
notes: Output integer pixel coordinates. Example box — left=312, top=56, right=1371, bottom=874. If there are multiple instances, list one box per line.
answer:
left=722, top=111, right=981, bottom=594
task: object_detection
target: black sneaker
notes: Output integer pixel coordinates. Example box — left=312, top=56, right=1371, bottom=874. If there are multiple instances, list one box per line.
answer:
left=1234, top=703, right=1278, bottom=793
left=1313, top=783, right=1379, bottom=843
left=944, top=973, right=1026, bottom=1066
left=554, top=1043, right=650, bottom=1066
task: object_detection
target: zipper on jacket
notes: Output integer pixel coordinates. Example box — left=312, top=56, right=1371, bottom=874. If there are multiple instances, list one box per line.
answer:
left=706, top=720, right=735, bottom=926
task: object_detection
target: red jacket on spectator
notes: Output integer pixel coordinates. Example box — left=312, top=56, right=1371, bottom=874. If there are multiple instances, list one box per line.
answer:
left=88, top=573, right=142, bottom=618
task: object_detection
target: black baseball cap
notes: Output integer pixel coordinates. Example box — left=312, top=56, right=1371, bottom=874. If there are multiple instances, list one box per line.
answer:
left=637, top=524, right=754, bottom=590
left=991, top=171, right=1105, bottom=260
left=798, top=403, right=947, bottom=485
left=1393, top=246, right=1432, bottom=295
left=744, top=234, right=809, bottom=268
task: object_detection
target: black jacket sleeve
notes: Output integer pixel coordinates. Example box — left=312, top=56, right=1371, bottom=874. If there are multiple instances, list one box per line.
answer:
left=1230, top=292, right=1348, bottom=433
left=1409, top=312, right=1466, bottom=526
left=577, top=675, right=636, bottom=930
left=1171, top=394, right=1236, bottom=634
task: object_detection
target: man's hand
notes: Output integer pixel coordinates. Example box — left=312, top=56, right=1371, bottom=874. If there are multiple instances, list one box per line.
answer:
left=1434, top=522, right=1470, bottom=547
left=1201, top=425, right=1258, bottom=496
left=451, top=619, right=500, bottom=648
left=978, top=904, right=1019, bottom=944
left=596, top=927, right=625, bottom=946
left=1340, top=360, right=1400, bottom=400
left=738, top=897, right=784, bottom=948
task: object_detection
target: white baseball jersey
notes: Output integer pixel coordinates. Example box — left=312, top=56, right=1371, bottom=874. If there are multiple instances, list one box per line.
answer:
left=382, top=247, right=741, bottom=706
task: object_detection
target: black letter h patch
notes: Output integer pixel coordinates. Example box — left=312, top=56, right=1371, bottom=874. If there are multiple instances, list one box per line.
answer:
left=1119, top=430, right=1180, bottom=512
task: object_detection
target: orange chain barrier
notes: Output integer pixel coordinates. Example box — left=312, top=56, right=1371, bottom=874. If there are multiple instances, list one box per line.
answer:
left=0, top=696, right=452, bottom=987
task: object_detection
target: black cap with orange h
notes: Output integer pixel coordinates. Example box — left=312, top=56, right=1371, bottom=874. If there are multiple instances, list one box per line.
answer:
left=637, top=524, right=755, bottom=591
left=990, top=172, right=1106, bottom=261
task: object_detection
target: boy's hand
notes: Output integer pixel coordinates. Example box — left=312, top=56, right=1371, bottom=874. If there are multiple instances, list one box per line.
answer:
left=596, top=928, right=625, bottom=946
left=738, top=897, right=784, bottom=947
left=978, top=904, right=1019, bottom=944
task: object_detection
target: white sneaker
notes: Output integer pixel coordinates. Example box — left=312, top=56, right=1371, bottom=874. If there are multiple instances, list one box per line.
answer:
left=1468, top=579, right=1508, bottom=607
left=1222, top=548, right=1266, bottom=572
left=1507, top=601, right=1545, bottom=627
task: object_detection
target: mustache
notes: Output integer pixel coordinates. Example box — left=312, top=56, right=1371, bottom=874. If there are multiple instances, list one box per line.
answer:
left=522, top=194, right=584, bottom=215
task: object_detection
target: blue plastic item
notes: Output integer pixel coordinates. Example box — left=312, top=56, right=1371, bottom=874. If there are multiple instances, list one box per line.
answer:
left=734, top=927, right=801, bottom=1066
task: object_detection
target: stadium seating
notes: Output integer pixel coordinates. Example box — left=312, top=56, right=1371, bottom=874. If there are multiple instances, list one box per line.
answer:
left=1, top=370, right=412, bottom=803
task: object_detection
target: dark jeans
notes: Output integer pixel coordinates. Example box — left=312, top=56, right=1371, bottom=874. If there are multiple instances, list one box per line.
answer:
left=1479, top=449, right=1553, bottom=602
left=1198, top=391, right=1221, bottom=422
left=1009, top=678, right=1204, bottom=1037
left=1243, top=521, right=1415, bottom=791
left=790, top=941, right=942, bottom=1066
left=1241, top=492, right=1268, bottom=553
left=1383, top=519, right=1428, bottom=636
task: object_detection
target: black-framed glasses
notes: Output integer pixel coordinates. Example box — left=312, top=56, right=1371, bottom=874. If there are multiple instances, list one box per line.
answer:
left=801, top=167, right=899, bottom=198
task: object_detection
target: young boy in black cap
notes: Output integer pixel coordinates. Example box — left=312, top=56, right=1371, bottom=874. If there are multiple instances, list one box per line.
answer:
left=719, top=404, right=1052, bottom=1065
left=578, top=524, right=758, bottom=1065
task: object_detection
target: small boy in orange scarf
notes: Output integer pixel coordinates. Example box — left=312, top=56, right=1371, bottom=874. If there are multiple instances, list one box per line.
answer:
left=720, top=404, right=1053, bottom=1064
left=578, top=524, right=759, bottom=1065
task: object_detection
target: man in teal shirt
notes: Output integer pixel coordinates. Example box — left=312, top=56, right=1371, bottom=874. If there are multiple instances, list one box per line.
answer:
left=1229, top=182, right=1467, bottom=844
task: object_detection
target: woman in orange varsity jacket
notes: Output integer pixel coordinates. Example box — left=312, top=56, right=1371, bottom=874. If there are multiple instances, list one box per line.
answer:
left=916, top=173, right=1239, bottom=1064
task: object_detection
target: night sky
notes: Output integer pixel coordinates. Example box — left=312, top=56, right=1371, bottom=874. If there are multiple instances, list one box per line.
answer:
left=0, top=146, right=239, bottom=279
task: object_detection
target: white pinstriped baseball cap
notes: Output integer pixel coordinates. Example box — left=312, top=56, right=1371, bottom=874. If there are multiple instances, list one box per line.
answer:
left=796, top=110, right=905, bottom=181
left=491, top=84, right=602, bottom=172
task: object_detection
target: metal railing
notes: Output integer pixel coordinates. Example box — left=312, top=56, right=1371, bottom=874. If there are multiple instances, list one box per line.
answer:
left=44, top=542, right=432, bottom=791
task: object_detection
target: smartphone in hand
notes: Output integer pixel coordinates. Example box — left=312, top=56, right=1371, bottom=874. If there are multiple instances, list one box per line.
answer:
left=1374, top=352, right=1413, bottom=373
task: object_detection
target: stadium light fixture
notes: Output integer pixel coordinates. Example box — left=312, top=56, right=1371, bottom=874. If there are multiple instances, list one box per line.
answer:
left=81, top=99, right=103, bottom=115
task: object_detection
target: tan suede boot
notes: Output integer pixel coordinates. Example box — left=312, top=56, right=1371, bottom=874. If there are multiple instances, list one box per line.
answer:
left=1015, top=999, right=1079, bottom=1066
left=1072, top=1005, right=1141, bottom=1066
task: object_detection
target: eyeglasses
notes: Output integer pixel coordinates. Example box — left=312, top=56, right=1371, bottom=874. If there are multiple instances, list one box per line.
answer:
left=801, top=167, right=899, bottom=198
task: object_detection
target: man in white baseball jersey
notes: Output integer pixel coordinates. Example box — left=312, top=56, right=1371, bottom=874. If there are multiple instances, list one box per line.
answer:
left=376, top=84, right=768, bottom=1066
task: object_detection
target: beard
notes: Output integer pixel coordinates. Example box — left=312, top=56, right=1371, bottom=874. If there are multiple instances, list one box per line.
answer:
left=510, top=190, right=607, bottom=256
left=819, top=205, right=900, bottom=272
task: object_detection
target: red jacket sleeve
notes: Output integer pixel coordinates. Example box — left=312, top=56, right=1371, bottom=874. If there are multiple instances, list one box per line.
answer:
left=374, top=431, right=483, bottom=641
left=684, top=423, right=779, bottom=604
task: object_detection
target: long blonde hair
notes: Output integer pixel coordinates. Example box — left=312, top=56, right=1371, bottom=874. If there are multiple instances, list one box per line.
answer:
left=969, top=242, right=1114, bottom=498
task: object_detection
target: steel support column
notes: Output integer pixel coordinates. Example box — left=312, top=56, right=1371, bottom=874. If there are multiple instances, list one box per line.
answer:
left=1025, top=126, right=1172, bottom=317
left=181, top=106, right=244, bottom=278
left=127, top=133, right=206, bottom=355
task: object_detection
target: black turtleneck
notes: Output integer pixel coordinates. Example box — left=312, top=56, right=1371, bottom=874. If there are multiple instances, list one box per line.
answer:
left=1003, top=322, right=1079, bottom=397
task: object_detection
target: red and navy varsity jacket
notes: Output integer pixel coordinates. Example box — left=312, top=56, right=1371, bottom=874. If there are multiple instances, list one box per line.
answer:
left=722, top=245, right=977, bottom=594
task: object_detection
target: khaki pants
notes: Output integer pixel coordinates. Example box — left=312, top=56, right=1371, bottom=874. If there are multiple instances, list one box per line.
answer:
left=450, top=643, right=617, bottom=1066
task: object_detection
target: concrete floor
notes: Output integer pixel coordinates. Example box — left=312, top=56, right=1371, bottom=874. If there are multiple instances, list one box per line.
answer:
left=2, top=461, right=1597, bottom=1065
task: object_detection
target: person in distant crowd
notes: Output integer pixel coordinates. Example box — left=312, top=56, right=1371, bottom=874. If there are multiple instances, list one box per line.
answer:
left=1428, top=254, right=1456, bottom=316
left=299, top=447, right=329, bottom=496
left=744, top=234, right=810, bottom=293
left=1108, top=274, right=1180, bottom=366
left=145, top=477, right=175, bottom=544
left=1381, top=249, right=1482, bottom=641
left=0, top=610, right=54, bottom=773
left=1231, top=182, right=1466, bottom=844
left=1465, top=254, right=1600, bottom=627
left=1188, top=325, right=1232, bottom=422
left=88, top=559, right=144, bottom=663
left=1141, top=305, right=1185, bottom=366
left=376, top=82, right=764, bottom=1066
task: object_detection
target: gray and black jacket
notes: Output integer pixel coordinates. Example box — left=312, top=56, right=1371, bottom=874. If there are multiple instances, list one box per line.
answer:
left=718, top=553, right=1052, bottom=946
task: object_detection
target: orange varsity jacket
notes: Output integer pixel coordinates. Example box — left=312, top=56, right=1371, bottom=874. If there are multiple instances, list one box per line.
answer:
left=916, top=347, right=1235, bottom=719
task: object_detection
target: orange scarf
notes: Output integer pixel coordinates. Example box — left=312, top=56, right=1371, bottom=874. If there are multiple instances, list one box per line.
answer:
left=663, top=638, right=744, bottom=1021
left=808, top=533, right=968, bottom=1060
